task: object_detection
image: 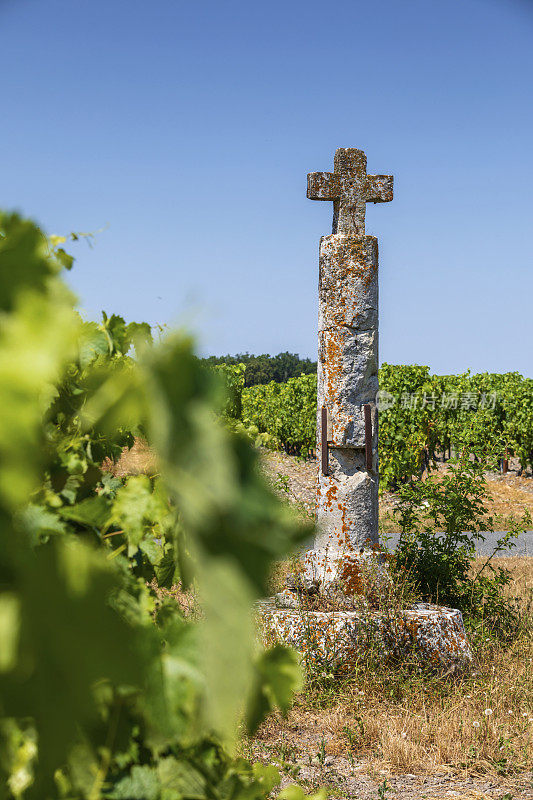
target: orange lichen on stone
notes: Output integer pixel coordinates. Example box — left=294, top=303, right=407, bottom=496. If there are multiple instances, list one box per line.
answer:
left=256, top=601, right=472, bottom=673
left=307, top=147, right=393, bottom=237
left=339, top=558, right=363, bottom=595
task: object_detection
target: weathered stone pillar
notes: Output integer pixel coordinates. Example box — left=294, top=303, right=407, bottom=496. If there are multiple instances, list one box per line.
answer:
left=316, top=233, right=379, bottom=554
left=305, top=148, right=393, bottom=582
left=257, top=147, right=473, bottom=673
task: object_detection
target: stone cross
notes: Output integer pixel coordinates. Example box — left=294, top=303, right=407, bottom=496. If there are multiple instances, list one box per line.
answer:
left=304, top=147, right=393, bottom=584
left=264, top=153, right=472, bottom=674
left=307, top=148, right=393, bottom=236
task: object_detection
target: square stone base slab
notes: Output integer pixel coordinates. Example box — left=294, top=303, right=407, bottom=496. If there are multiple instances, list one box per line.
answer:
left=257, top=600, right=473, bottom=673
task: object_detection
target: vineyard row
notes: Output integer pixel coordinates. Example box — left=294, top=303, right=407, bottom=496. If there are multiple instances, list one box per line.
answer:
left=216, top=364, right=533, bottom=488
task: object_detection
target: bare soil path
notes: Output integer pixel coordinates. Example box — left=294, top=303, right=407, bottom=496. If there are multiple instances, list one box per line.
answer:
left=261, top=450, right=533, bottom=553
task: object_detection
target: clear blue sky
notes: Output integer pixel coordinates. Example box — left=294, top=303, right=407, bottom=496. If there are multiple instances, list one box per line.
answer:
left=2, top=0, right=532, bottom=375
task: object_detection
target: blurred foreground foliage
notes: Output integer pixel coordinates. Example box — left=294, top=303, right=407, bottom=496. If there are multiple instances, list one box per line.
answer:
left=0, top=213, right=318, bottom=800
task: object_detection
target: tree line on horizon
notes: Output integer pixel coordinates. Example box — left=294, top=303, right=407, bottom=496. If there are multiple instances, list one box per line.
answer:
left=201, top=351, right=317, bottom=387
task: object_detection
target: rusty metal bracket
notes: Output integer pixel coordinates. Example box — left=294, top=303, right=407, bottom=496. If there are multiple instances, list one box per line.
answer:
left=363, top=403, right=373, bottom=472
left=321, top=405, right=329, bottom=476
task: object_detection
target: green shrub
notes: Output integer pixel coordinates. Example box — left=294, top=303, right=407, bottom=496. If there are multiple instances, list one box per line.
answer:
left=391, top=446, right=530, bottom=642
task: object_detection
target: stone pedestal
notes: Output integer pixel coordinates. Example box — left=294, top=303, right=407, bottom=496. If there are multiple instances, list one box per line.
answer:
left=257, top=600, right=473, bottom=672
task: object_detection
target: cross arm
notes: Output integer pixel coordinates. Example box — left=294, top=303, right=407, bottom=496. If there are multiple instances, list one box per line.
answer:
left=365, top=174, right=394, bottom=203
left=307, top=171, right=341, bottom=201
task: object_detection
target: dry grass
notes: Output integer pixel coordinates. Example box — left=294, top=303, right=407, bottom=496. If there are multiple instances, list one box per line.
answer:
left=105, top=437, right=158, bottom=477
left=150, top=579, right=200, bottom=619
left=252, top=557, right=533, bottom=783
left=485, top=481, right=533, bottom=521
left=379, top=470, right=533, bottom=534
left=489, top=556, right=533, bottom=601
